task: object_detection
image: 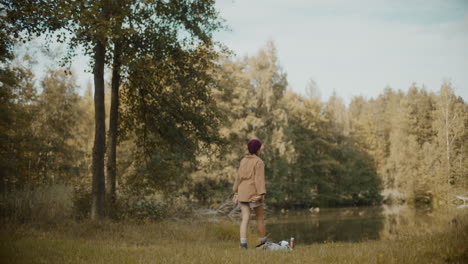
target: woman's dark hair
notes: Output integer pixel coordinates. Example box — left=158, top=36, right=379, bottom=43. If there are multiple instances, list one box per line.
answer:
left=247, top=139, right=262, bottom=154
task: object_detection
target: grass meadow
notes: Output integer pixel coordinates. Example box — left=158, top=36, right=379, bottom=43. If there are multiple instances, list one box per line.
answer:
left=1, top=214, right=467, bottom=264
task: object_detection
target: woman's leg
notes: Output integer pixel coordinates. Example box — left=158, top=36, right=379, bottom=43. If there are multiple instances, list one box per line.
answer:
left=254, top=205, right=265, bottom=238
left=240, top=203, right=251, bottom=240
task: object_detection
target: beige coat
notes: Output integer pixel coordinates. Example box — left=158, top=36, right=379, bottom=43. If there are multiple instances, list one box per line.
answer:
left=233, top=154, right=266, bottom=202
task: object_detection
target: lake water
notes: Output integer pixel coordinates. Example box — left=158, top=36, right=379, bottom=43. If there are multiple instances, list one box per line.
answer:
left=264, top=205, right=461, bottom=245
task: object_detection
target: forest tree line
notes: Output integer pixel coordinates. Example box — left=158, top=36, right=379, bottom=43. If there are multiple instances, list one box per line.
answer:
left=192, top=42, right=467, bottom=208
left=2, top=0, right=226, bottom=219
left=1, top=1, right=466, bottom=221
left=1, top=40, right=466, bottom=214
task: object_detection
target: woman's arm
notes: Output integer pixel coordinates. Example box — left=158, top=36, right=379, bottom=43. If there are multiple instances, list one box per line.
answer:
left=254, top=160, right=266, bottom=195
left=233, top=166, right=241, bottom=193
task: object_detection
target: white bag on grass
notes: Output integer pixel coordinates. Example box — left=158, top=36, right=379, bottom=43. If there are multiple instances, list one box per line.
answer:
left=257, top=240, right=293, bottom=251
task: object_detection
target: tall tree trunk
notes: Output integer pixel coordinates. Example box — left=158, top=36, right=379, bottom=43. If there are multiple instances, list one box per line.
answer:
left=107, top=41, right=121, bottom=205
left=443, top=88, right=451, bottom=184
left=91, top=38, right=107, bottom=220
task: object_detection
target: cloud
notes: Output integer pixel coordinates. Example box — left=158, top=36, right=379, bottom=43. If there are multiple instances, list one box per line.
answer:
left=215, top=0, right=468, bottom=102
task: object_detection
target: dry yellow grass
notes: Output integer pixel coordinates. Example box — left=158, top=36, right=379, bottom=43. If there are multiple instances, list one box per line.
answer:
left=0, top=215, right=467, bottom=264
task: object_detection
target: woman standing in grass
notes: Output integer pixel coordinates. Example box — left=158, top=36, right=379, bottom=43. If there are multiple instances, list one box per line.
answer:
left=232, top=139, right=267, bottom=249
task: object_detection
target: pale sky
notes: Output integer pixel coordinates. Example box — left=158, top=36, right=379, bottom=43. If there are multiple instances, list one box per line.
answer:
left=17, top=0, right=468, bottom=103
left=214, top=0, right=468, bottom=102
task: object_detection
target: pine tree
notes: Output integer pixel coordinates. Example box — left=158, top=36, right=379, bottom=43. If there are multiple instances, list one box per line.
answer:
left=32, top=69, right=84, bottom=184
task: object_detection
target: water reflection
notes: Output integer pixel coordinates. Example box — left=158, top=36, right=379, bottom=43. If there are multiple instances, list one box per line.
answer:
left=379, top=204, right=456, bottom=240
left=264, top=205, right=459, bottom=245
